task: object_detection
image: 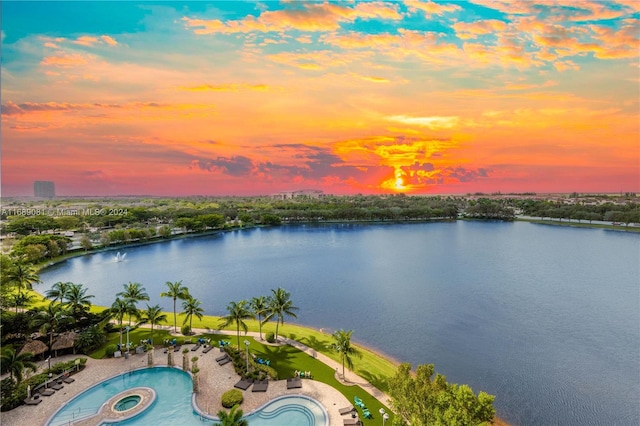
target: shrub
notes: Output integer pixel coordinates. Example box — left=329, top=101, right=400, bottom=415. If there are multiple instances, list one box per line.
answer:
left=75, top=325, right=106, bottom=353
left=104, top=344, right=118, bottom=358
left=48, top=358, right=87, bottom=375
left=181, top=324, right=191, bottom=336
left=265, top=332, right=275, bottom=343
left=255, top=364, right=278, bottom=380
left=221, top=389, right=243, bottom=408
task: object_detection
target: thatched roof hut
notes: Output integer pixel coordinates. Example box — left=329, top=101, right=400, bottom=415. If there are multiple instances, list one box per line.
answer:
left=19, top=340, right=48, bottom=358
left=52, top=331, right=78, bottom=355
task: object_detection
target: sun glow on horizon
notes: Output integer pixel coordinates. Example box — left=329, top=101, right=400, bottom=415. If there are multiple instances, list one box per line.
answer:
left=1, top=1, right=638, bottom=196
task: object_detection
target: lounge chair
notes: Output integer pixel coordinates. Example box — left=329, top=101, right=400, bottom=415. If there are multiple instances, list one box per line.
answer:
left=173, top=345, right=181, bottom=352
left=234, top=378, right=252, bottom=390
left=286, top=377, right=302, bottom=389
left=252, top=380, right=269, bottom=392
left=354, top=396, right=365, bottom=408
left=63, top=376, right=75, bottom=384
left=215, top=354, right=229, bottom=362
left=52, top=383, right=64, bottom=391
left=202, top=346, right=214, bottom=354
left=218, top=357, right=232, bottom=366
left=40, top=389, right=55, bottom=397
left=343, top=418, right=361, bottom=425
left=339, top=405, right=355, bottom=415
left=362, top=409, right=373, bottom=419
left=191, top=343, right=201, bottom=351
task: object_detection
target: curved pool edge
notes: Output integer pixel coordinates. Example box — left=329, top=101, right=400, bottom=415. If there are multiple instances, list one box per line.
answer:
left=45, top=366, right=189, bottom=426
left=193, top=393, right=329, bottom=425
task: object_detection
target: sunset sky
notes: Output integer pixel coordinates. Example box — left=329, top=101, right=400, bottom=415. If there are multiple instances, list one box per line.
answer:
left=2, top=1, right=639, bottom=196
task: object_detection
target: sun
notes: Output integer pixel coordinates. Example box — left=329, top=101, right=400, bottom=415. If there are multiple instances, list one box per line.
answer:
left=395, top=177, right=405, bottom=189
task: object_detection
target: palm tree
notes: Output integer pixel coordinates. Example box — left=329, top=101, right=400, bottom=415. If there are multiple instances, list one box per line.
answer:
left=219, top=300, right=254, bottom=349
left=6, top=258, right=40, bottom=297
left=266, top=287, right=298, bottom=342
left=182, top=296, right=204, bottom=331
left=65, top=283, right=94, bottom=324
left=32, top=302, right=69, bottom=358
left=250, top=296, right=269, bottom=341
left=331, top=329, right=362, bottom=379
left=117, top=282, right=149, bottom=326
left=215, top=405, right=248, bottom=426
left=10, top=292, right=37, bottom=314
left=45, top=281, right=72, bottom=304
left=0, top=347, right=37, bottom=384
left=109, top=297, right=136, bottom=350
left=138, top=304, right=167, bottom=341
left=160, top=281, right=189, bottom=333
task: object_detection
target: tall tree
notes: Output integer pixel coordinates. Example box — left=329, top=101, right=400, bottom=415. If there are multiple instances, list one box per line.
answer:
left=117, top=282, right=149, bottom=326
left=250, top=296, right=269, bottom=341
left=109, top=297, right=136, bottom=351
left=64, top=283, right=94, bottom=324
left=388, top=363, right=495, bottom=426
left=5, top=258, right=40, bottom=297
left=45, top=281, right=72, bottom=304
left=219, top=300, right=254, bottom=349
left=32, top=302, right=69, bottom=359
left=0, top=348, right=37, bottom=384
left=266, top=287, right=298, bottom=342
left=138, top=304, right=167, bottom=342
left=160, top=281, right=189, bottom=332
left=181, top=295, right=204, bottom=331
left=331, top=329, right=362, bottom=379
left=215, top=405, right=248, bottom=426
left=9, top=292, right=37, bottom=314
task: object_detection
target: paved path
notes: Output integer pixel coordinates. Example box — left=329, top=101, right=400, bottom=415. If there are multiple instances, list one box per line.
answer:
left=177, top=325, right=392, bottom=407
left=1, top=326, right=391, bottom=426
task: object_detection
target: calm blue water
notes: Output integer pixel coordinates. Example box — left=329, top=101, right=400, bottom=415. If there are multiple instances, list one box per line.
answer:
left=41, top=222, right=640, bottom=425
left=47, top=367, right=327, bottom=426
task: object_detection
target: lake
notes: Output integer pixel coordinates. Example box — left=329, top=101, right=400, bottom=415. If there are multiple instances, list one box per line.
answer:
left=40, top=221, right=640, bottom=425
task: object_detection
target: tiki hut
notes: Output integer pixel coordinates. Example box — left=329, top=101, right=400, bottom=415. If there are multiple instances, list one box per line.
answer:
left=19, top=340, right=48, bottom=359
left=52, top=331, right=78, bottom=356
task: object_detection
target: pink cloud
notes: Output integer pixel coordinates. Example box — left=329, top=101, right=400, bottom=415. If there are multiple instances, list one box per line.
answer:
left=183, top=1, right=403, bottom=35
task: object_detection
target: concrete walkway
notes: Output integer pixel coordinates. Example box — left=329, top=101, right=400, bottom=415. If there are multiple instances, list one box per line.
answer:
left=175, top=325, right=392, bottom=407
left=1, top=325, right=392, bottom=426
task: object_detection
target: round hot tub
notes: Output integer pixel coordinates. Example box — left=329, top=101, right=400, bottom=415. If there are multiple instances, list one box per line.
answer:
left=114, top=394, right=142, bottom=412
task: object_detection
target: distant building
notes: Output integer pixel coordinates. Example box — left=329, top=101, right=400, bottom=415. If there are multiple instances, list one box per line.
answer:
left=34, top=181, right=56, bottom=198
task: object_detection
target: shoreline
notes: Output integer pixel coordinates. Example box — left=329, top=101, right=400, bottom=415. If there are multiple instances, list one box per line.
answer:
left=24, top=221, right=524, bottom=423
left=31, top=216, right=636, bottom=275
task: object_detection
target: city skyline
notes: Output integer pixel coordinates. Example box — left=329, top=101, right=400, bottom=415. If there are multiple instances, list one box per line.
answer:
left=1, top=1, right=639, bottom=196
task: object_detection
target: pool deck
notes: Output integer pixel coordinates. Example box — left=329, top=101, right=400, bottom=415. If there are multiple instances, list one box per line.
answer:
left=1, top=329, right=389, bottom=426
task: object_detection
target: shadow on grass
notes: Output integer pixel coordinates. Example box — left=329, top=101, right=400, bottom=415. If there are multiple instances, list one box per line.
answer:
left=357, top=370, right=389, bottom=394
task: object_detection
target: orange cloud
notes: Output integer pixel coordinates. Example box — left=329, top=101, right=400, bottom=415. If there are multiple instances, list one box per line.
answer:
left=40, top=53, right=89, bottom=67
left=101, top=35, right=118, bottom=46
left=405, top=0, right=461, bottom=16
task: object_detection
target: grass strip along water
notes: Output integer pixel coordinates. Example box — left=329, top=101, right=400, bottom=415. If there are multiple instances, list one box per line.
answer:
left=89, top=316, right=397, bottom=425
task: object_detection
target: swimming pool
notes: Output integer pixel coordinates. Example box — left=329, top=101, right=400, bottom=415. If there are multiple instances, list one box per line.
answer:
left=244, top=395, right=328, bottom=426
left=47, top=367, right=328, bottom=426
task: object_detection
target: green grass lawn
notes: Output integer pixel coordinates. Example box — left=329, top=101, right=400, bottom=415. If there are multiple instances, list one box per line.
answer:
left=89, top=326, right=394, bottom=425
left=17, top=291, right=398, bottom=424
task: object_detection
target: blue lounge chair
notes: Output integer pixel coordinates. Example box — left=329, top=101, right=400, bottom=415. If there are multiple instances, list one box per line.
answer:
left=354, top=396, right=365, bottom=408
